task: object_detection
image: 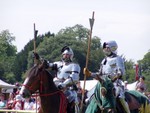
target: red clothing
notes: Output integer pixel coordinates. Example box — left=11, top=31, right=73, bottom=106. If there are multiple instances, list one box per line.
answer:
left=13, top=100, right=24, bottom=110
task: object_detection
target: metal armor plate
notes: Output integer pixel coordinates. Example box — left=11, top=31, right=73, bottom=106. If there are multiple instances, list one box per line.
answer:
left=102, top=56, right=125, bottom=76
left=54, top=61, right=80, bottom=79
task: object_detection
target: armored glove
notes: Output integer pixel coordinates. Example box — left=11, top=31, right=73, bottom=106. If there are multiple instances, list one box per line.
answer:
left=112, top=75, right=122, bottom=82
left=83, top=68, right=91, bottom=77
left=33, top=52, right=40, bottom=60
left=43, top=59, right=49, bottom=69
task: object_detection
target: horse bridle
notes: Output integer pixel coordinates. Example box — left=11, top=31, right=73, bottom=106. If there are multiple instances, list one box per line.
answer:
left=22, top=68, right=67, bottom=113
left=22, top=69, right=61, bottom=97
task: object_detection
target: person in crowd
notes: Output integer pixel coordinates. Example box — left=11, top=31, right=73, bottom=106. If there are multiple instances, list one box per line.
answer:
left=84, top=40, right=130, bottom=113
left=13, top=82, right=21, bottom=97
left=7, top=93, right=15, bottom=109
left=34, top=46, right=81, bottom=112
left=0, top=93, right=7, bottom=109
left=13, top=95, right=24, bottom=110
left=32, top=96, right=41, bottom=111
left=136, top=76, right=147, bottom=94
left=124, top=81, right=128, bottom=90
left=23, top=97, right=34, bottom=110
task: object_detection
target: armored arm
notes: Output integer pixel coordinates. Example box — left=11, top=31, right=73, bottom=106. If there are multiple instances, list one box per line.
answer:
left=116, top=56, right=125, bottom=76
left=111, top=56, right=125, bottom=82
left=48, top=63, right=58, bottom=70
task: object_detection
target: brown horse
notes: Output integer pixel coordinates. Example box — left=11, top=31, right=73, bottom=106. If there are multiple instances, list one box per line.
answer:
left=19, top=62, right=67, bottom=113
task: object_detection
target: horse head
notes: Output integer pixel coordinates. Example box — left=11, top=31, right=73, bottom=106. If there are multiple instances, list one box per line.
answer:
left=19, top=65, right=41, bottom=98
left=19, top=60, right=53, bottom=98
left=19, top=59, right=67, bottom=113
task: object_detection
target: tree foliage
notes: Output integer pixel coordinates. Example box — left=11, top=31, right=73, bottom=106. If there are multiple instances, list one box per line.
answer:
left=1, top=25, right=149, bottom=91
left=0, top=30, right=17, bottom=83
left=124, top=59, right=136, bottom=82
left=27, top=24, right=104, bottom=80
left=12, top=34, right=45, bottom=82
left=138, top=51, right=150, bottom=91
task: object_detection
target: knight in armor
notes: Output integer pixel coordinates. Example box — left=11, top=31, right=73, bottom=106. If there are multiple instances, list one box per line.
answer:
left=48, top=46, right=81, bottom=113
left=84, top=41, right=130, bottom=113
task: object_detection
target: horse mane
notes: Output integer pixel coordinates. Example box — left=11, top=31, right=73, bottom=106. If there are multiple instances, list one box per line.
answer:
left=27, top=64, right=54, bottom=80
left=40, top=68, right=54, bottom=82
left=25, top=65, right=39, bottom=78
left=26, top=59, right=50, bottom=77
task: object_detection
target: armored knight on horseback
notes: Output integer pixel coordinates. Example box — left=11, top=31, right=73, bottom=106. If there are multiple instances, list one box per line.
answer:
left=48, top=46, right=81, bottom=113
left=32, top=46, right=80, bottom=113
left=84, top=40, right=130, bottom=113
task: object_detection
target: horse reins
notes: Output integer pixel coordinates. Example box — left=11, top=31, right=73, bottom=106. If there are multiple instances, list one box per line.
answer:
left=21, top=71, right=62, bottom=96
left=21, top=69, right=67, bottom=113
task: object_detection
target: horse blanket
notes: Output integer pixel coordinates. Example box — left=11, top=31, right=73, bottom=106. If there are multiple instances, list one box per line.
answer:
left=85, top=77, right=115, bottom=113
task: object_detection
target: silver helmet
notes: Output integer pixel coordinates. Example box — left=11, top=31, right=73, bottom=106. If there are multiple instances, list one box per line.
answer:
left=61, top=46, right=74, bottom=61
left=103, top=40, right=118, bottom=54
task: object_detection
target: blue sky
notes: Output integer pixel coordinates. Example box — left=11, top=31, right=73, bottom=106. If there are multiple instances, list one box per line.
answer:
left=1, top=0, right=150, bottom=63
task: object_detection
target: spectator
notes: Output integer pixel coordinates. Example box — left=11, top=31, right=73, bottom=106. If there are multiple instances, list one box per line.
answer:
left=32, top=96, right=41, bottom=110
left=13, top=82, right=21, bottom=95
left=13, top=95, right=24, bottom=110
left=124, top=81, right=128, bottom=90
left=24, top=97, right=34, bottom=110
left=7, top=93, right=15, bottom=109
left=0, top=93, right=7, bottom=109
left=136, top=76, right=147, bottom=94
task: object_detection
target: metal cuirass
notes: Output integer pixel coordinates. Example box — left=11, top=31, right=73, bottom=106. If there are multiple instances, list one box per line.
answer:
left=100, top=56, right=126, bottom=98
left=54, top=61, right=80, bottom=79
left=101, top=56, right=125, bottom=77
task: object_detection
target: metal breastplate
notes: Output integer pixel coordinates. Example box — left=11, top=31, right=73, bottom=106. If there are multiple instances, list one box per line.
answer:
left=101, top=56, right=125, bottom=76
left=55, top=62, right=80, bottom=79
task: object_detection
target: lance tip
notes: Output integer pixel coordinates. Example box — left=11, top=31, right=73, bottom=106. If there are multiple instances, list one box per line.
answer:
left=92, top=11, right=95, bottom=19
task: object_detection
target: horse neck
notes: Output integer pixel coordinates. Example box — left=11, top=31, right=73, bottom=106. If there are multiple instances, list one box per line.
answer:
left=39, top=70, right=58, bottom=94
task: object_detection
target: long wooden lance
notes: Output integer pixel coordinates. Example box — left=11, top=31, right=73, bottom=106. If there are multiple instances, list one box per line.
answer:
left=33, top=24, right=39, bottom=113
left=80, top=11, right=95, bottom=112
left=33, top=23, right=38, bottom=53
left=33, top=23, right=38, bottom=64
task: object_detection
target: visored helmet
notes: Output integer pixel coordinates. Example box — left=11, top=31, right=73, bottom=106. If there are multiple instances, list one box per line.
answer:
left=103, top=40, right=118, bottom=54
left=61, top=46, right=74, bottom=61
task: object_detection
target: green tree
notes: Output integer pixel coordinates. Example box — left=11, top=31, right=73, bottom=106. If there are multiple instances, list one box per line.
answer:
left=12, top=33, right=46, bottom=82
left=138, top=50, right=150, bottom=91
left=0, top=30, right=17, bottom=83
left=26, top=24, right=104, bottom=80
left=124, top=59, right=135, bottom=82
